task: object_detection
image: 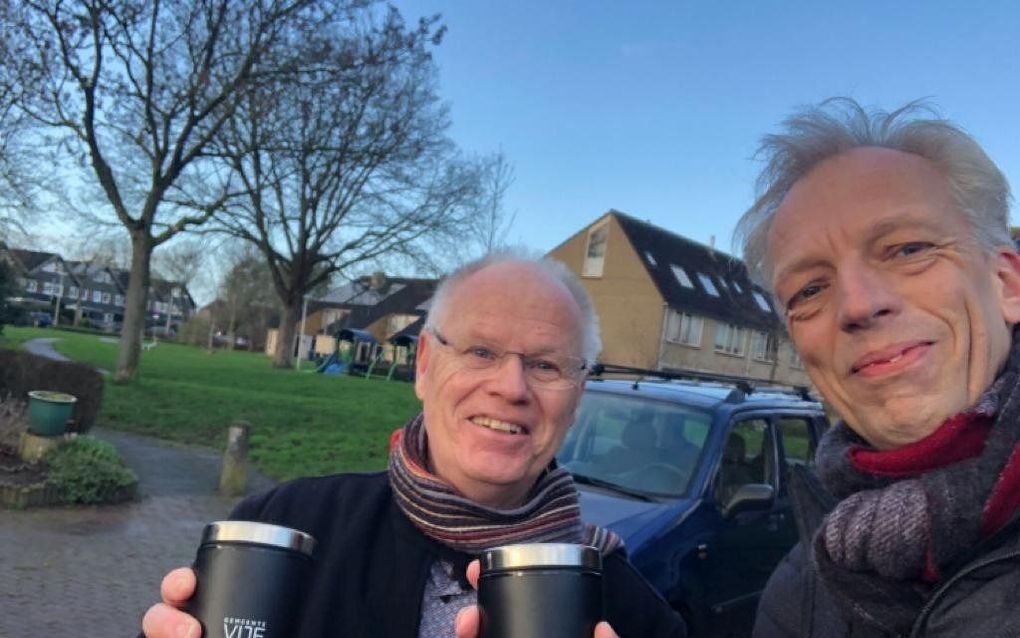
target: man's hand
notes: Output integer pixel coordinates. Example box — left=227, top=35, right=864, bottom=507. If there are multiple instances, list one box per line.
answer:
left=454, top=560, right=619, bottom=638
left=141, top=567, right=202, bottom=638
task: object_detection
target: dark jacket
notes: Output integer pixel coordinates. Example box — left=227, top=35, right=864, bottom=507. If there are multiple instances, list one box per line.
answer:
left=228, top=472, right=686, bottom=638
left=753, top=468, right=1020, bottom=638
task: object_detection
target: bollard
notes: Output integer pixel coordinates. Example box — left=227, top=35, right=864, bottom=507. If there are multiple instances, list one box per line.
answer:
left=219, top=421, right=251, bottom=496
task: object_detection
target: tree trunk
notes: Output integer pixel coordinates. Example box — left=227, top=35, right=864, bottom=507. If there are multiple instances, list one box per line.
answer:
left=272, top=301, right=301, bottom=369
left=115, top=232, right=152, bottom=381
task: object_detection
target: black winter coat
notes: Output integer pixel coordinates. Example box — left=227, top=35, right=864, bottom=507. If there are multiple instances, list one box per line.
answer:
left=753, top=469, right=1020, bottom=638
left=226, top=472, right=687, bottom=638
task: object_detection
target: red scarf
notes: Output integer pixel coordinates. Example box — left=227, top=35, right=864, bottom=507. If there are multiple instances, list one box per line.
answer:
left=849, top=411, right=1020, bottom=579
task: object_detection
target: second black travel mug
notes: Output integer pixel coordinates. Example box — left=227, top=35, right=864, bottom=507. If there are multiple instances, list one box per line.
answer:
left=478, top=542, right=603, bottom=638
left=185, top=521, right=316, bottom=638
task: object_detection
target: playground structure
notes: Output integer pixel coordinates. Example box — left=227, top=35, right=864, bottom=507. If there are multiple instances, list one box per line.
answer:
left=316, top=328, right=417, bottom=381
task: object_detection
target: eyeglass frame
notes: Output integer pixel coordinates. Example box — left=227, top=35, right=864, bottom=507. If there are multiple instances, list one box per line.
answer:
left=424, top=326, right=588, bottom=390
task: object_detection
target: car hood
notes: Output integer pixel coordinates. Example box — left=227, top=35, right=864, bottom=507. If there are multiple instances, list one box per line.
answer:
left=577, top=486, right=695, bottom=547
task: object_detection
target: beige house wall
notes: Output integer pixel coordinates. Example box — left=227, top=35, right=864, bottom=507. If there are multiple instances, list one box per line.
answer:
left=547, top=214, right=664, bottom=368
left=658, top=317, right=811, bottom=386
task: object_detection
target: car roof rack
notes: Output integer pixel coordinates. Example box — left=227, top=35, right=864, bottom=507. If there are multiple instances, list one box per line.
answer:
left=588, top=363, right=814, bottom=402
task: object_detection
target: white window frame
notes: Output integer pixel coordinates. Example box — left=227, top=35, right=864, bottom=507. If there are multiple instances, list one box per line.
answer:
left=101, top=292, right=111, bottom=304
left=666, top=310, right=703, bottom=347
left=582, top=222, right=609, bottom=277
left=26, top=279, right=38, bottom=293
left=789, top=348, right=804, bottom=369
left=714, top=323, right=747, bottom=356
left=43, top=281, right=54, bottom=295
left=644, top=251, right=657, bottom=267
left=752, top=331, right=776, bottom=362
left=92, top=290, right=102, bottom=303
left=115, top=295, right=124, bottom=307
left=69, top=285, right=79, bottom=298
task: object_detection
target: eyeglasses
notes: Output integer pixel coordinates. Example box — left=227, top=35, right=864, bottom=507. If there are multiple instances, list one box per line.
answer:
left=426, top=327, right=587, bottom=390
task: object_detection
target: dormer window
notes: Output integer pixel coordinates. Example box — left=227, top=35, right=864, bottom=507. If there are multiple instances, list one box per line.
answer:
left=753, top=291, right=772, bottom=312
left=697, top=273, right=720, bottom=297
left=582, top=222, right=609, bottom=277
left=670, top=265, right=694, bottom=288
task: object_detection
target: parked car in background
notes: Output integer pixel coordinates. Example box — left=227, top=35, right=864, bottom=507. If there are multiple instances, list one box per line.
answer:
left=557, top=366, right=829, bottom=637
left=27, top=311, right=53, bottom=328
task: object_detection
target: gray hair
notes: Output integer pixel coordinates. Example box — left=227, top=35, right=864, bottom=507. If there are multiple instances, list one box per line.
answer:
left=734, top=97, right=1013, bottom=299
left=425, top=250, right=602, bottom=364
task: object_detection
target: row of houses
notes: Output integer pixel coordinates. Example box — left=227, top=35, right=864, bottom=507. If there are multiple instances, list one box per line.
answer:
left=0, top=244, right=196, bottom=330
left=284, top=210, right=809, bottom=387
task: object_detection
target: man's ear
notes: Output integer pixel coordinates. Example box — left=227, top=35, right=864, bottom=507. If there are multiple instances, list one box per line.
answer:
left=995, top=249, right=1020, bottom=325
left=414, top=331, right=431, bottom=401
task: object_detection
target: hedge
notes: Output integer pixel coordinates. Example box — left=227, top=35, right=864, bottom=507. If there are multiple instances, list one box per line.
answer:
left=0, top=350, right=104, bottom=433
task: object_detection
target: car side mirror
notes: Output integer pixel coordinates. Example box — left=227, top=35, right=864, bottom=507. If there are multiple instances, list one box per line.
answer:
left=722, top=483, right=775, bottom=518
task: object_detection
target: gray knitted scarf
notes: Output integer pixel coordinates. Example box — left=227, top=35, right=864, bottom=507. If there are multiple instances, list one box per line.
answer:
left=811, top=336, right=1020, bottom=635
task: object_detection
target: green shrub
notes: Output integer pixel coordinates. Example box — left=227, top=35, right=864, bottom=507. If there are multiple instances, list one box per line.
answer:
left=45, top=436, right=138, bottom=505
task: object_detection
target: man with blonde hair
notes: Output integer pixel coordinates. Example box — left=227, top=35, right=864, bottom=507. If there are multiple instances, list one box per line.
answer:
left=736, top=98, right=1020, bottom=636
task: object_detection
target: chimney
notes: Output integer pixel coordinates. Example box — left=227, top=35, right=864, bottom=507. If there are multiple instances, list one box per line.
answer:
left=370, top=271, right=387, bottom=290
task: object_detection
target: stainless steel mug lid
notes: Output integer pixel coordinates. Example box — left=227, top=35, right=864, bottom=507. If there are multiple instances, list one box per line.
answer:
left=482, top=543, right=601, bottom=572
left=201, top=521, right=316, bottom=557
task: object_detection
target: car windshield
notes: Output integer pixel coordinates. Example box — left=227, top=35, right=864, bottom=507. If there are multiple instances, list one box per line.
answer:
left=557, top=391, right=712, bottom=498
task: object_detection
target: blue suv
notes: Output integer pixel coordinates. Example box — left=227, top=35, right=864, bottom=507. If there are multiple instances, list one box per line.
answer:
left=557, top=366, right=829, bottom=637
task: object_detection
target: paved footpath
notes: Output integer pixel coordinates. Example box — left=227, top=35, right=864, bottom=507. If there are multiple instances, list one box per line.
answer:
left=0, top=428, right=275, bottom=637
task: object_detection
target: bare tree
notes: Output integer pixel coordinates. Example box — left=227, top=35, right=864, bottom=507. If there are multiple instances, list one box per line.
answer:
left=2, top=0, right=328, bottom=380
left=213, top=7, right=483, bottom=367
left=216, top=245, right=278, bottom=350
left=152, top=237, right=206, bottom=292
left=471, top=151, right=517, bottom=253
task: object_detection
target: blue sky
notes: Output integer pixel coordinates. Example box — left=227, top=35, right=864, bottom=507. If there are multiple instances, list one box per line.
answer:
left=393, top=0, right=1020, bottom=255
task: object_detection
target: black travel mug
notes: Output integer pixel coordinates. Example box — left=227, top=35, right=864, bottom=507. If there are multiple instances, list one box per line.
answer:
left=478, top=542, right=603, bottom=638
left=185, top=521, right=316, bottom=638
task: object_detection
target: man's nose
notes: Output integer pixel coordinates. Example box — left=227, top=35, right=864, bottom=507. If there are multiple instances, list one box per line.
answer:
left=486, top=354, right=531, bottom=401
left=836, top=261, right=899, bottom=332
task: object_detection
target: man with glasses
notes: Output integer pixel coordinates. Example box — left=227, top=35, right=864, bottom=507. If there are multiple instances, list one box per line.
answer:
left=142, top=253, right=686, bottom=638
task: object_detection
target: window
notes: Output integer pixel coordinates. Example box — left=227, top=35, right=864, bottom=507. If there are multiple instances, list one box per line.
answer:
left=670, top=312, right=703, bottom=346
left=26, top=280, right=37, bottom=293
left=644, top=251, right=657, bottom=267
left=697, top=273, right=720, bottom=297
left=671, top=265, right=694, bottom=288
left=69, top=286, right=79, bottom=298
left=753, top=291, right=772, bottom=313
left=666, top=311, right=703, bottom=347
left=778, top=417, right=815, bottom=470
left=115, top=295, right=124, bottom=307
left=717, top=418, right=770, bottom=503
left=43, top=281, right=54, bottom=295
left=92, top=290, right=102, bottom=303
left=714, top=323, right=746, bottom=356
left=729, top=279, right=744, bottom=294
left=102, top=292, right=111, bottom=304
left=789, top=349, right=804, bottom=369
left=80, top=288, right=88, bottom=300
left=583, top=223, right=609, bottom=277
left=752, top=331, right=776, bottom=362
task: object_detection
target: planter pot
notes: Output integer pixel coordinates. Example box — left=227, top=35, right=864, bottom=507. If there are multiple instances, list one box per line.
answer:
left=27, top=390, right=77, bottom=437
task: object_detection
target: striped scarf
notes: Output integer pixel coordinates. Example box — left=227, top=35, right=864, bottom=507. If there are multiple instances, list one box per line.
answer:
left=388, top=413, right=622, bottom=555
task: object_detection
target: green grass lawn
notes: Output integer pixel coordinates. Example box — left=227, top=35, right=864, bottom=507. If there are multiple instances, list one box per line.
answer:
left=2, top=326, right=422, bottom=480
